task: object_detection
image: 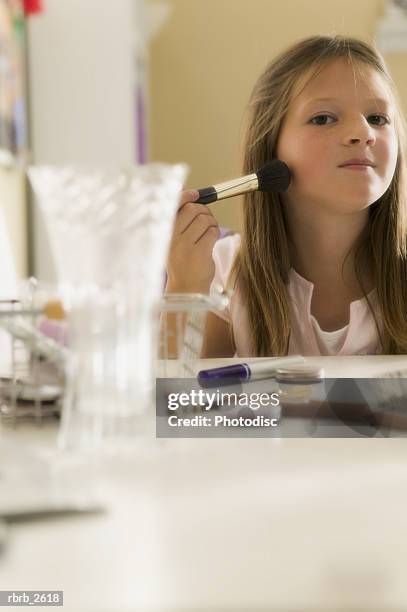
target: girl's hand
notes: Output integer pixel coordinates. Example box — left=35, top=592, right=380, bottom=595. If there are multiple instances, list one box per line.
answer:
left=166, top=189, right=220, bottom=293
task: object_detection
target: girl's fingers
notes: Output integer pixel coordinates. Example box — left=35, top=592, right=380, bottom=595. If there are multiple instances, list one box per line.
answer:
left=180, top=212, right=219, bottom=245
left=194, top=223, right=220, bottom=245
left=178, top=189, right=200, bottom=210
left=179, top=210, right=213, bottom=236
left=177, top=203, right=215, bottom=235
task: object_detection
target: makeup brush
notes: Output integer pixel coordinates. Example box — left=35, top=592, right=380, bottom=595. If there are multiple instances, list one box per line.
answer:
left=195, top=159, right=291, bottom=205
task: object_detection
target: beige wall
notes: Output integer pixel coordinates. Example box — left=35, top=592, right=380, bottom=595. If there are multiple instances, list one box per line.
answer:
left=148, top=0, right=406, bottom=232
left=0, top=168, right=27, bottom=279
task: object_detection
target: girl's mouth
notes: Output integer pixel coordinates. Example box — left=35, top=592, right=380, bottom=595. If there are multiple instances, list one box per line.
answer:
left=339, top=164, right=374, bottom=171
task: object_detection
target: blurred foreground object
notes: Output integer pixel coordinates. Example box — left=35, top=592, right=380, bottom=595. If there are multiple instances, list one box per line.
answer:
left=28, top=163, right=187, bottom=452
left=23, top=0, right=43, bottom=16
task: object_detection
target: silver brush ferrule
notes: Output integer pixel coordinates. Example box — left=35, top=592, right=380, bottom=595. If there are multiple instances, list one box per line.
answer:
left=214, top=173, right=258, bottom=200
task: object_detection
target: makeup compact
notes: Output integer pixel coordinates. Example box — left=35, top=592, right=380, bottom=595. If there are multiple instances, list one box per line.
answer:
left=275, top=365, right=326, bottom=405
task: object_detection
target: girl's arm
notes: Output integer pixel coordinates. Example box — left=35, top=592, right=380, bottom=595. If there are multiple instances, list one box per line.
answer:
left=163, top=188, right=221, bottom=358
left=201, top=311, right=235, bottom=358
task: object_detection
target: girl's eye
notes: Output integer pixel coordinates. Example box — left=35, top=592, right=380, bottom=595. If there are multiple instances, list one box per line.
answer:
left=310, top=115, right=335, bottom=125
left=368, top=114, right=390, bottom=126
left=310, top=114, right=390, bottom=126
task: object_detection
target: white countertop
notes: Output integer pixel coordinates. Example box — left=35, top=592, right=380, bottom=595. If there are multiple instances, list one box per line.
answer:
left=157, top=354, right=407, bottom=378
left=1, top=356, right=407, bottom=611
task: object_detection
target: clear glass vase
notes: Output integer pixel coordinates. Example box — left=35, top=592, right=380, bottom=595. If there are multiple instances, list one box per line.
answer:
left=28, top=163, right=187, bottom=452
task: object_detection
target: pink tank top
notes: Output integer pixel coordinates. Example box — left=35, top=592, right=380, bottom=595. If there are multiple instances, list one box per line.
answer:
left=209, top=233, right=380, bottom=356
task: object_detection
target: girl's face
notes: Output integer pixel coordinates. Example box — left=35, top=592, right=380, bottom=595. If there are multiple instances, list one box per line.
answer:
left=276, top=58, right=398, bottom=216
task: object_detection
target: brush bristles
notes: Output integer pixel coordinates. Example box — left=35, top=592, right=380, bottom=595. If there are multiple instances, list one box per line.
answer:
left=256, top=160, right=291, bottom=192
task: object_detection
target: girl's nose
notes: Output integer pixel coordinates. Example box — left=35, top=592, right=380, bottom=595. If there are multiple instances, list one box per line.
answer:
left=343, top=118, right=376, bottom=146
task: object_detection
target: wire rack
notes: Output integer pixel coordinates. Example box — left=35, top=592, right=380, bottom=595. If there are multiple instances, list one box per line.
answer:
left=0, top=288, right=230, bottom=424
left=0, top=297, right=66, bottom=426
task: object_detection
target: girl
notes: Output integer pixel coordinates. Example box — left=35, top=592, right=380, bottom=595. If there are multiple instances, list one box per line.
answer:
left=166, top=35, right=407, bottom=357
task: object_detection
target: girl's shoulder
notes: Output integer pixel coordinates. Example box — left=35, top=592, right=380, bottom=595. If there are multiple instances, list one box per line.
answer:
left=211, top=232, right=241, bottom=295
left=212, top=231, right=241, bottom=264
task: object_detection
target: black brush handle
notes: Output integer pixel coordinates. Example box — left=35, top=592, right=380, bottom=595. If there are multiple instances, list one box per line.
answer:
left=196, top=187, right=217, bottom=205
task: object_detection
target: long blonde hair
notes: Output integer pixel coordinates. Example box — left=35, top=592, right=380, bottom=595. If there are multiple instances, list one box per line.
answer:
left=230, top=35, right=407, bottom=355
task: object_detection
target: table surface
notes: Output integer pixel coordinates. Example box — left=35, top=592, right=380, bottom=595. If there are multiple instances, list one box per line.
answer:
left=1, top=355, right=407, bottom=612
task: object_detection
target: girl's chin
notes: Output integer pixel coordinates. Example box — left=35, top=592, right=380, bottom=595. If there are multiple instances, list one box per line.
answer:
left=322, top=189, right=383, bottom=211
left=300, top=196, right=374, bottom=215
left=322, top=201, right=374, bottom=215
left=283, top=188, right=380, bottom=213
